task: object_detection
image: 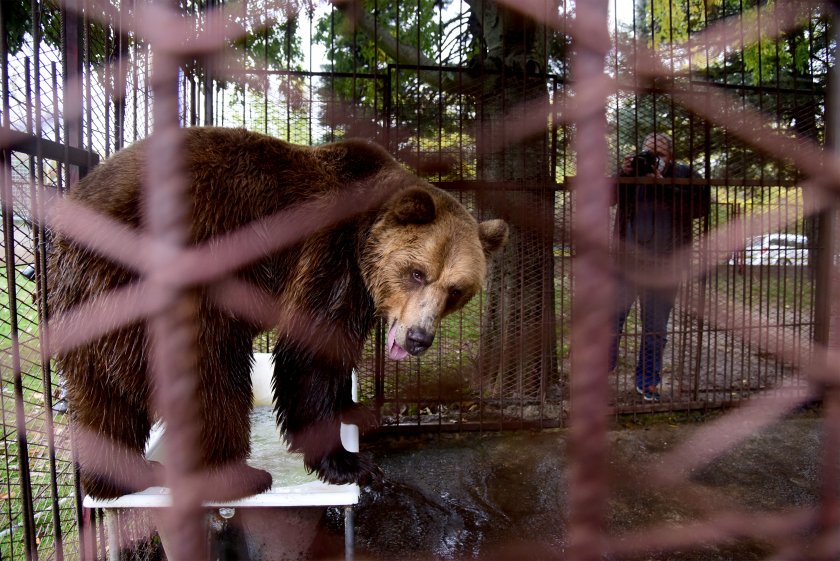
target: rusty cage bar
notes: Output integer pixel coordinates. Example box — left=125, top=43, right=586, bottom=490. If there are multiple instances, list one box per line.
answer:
left=1, top=0, right=839, bottom=560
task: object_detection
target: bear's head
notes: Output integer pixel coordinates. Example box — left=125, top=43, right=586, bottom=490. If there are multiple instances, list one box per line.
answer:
left=363, top=185, right=508, bottom=360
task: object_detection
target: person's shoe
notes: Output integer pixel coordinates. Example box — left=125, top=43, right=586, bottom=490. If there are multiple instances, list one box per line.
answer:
left=635, top=385, right=660, bottom=402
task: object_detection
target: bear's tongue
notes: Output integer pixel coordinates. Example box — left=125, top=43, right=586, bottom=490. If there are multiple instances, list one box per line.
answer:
left=387, top=322, right=409, bottom=361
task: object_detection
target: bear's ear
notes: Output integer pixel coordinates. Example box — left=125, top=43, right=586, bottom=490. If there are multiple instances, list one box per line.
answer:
left=391, top=188, right=436, bottom=225
left=478, top=219, right=509, bottom=256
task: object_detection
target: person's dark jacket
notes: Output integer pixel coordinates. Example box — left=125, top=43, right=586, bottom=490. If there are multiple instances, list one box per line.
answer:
left=614, top=161, right=710, bottom=254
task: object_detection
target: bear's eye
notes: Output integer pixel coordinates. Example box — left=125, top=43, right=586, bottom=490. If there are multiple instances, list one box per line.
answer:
left=411, top=270, right=427, bottom=284
left=449, top=288, right=462, bottom=300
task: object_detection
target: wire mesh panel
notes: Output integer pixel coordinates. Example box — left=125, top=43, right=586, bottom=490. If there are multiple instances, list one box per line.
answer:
left=0, top=165, right=76, bottom=561
left=1, top=18, right=83, bottom=561
left=1, top=0, right=840, bottom=560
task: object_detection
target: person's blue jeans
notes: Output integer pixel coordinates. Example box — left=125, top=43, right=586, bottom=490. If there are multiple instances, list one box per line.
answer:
left=609, top=279, right=678, bottom=390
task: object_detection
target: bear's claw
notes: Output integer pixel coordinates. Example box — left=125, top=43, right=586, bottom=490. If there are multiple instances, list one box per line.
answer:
left=310, top=449, right=382, bottom=486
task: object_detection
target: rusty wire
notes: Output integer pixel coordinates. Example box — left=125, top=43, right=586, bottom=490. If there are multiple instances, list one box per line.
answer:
left=1, top=0, right=839, bottom=560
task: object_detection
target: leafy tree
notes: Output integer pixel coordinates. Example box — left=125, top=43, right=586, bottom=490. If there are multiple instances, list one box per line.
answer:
left=4, top=0, right=64, bottom=57
left=617, top=0, right=830, bottom=180
left=4, top=0, right=306, bottom=146
left=313, top=0, right=468, bottom=145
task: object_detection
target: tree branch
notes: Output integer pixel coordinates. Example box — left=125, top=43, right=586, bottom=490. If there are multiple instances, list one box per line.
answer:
left=335, top=0, right=480, bottom=95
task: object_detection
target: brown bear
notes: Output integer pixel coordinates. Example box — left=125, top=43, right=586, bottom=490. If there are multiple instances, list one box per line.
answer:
left=48, top=127, right=508, bottom=500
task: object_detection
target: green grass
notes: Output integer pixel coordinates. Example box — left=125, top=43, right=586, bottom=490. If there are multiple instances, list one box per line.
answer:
left=725, top=265, right=814, bottom=315
left=1, top=264, right=79, bottom=561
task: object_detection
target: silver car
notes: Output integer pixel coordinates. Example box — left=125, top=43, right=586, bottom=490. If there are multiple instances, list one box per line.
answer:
left=732, top=233, right=809, bottom=266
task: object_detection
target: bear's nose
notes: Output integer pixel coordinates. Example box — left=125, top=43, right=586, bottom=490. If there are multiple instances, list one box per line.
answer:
left=406, top=327, right=434, bottom=355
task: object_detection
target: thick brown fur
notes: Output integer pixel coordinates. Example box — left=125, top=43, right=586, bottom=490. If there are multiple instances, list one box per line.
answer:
left=49, top=127, right=508, bottom=499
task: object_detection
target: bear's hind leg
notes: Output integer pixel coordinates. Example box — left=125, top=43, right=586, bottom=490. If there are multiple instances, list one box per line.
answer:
left=195, top=348, right=272, bottom=500
left=72, top=391, right=161, bottom=499
left=197, top=400, right=273, bottom=500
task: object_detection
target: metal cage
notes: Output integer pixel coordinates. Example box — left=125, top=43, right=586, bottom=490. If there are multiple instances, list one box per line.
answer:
left=1, top=0, right=838, bottom=560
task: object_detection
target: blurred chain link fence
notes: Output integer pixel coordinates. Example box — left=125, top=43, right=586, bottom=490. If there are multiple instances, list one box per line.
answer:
left=1, top=0, right=838, bottom=560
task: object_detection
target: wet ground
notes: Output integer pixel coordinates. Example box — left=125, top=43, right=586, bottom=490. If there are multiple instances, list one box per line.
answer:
left=310, top=412, right=823, bottom=560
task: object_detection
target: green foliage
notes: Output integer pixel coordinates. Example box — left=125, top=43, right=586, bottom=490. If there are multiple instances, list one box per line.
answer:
left=3, top=0, right=62, bottom=55
left=223, top=80, right=315, bottom=143
left=4, top=0, right=122, bottom=67
left=314, top=0, right=445, bottom=73
left=230, top=2, right=304, bottom=71
left=6, top=0, right=305, bottom=83
left=643, top=0, right=724, bottom=47
left=741, top=31, right=793, bottom=85
left=313, top=0, right=457, bottom=141
left=614, top=0, right=831, bottom=180
left=740, top=1, right=829, bottom=89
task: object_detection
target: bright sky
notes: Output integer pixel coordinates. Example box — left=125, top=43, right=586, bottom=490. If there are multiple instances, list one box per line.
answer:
left=299, top=2, right=331, bottom=71
left=610, top=0, right=636, bottom=26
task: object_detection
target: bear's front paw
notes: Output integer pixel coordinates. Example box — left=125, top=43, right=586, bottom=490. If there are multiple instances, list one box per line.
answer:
left=201, top=463, right=273, bottom=501
left=341, top=403, right=379, bottom=434
left=309, top=449, right=383, bottom=486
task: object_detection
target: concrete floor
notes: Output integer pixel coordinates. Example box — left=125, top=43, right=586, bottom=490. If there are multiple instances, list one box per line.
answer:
left=309, top=412, right=824, bottom=560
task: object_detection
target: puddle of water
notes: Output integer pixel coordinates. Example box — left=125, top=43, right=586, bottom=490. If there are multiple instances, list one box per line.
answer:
left=247, top=406, right=318, bottom=485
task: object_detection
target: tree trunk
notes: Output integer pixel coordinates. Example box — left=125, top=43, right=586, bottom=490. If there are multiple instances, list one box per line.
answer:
left=468, top=0, right=558, bottom=400
left=785, top=30, right=820, bottom=273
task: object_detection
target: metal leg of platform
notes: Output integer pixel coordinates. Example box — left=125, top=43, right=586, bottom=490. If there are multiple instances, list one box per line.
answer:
left=105, top=511, right=119, bottom=561
left=344, top=506, right=355, bottom=561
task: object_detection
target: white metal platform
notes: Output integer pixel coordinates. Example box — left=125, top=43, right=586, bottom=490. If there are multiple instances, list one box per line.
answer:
left=82, top=353, right=360, bottom=560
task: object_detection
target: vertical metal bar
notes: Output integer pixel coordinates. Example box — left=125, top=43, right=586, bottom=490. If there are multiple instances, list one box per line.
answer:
left=114, top=6, right=124, bottom=152
left=568, top=0, right=610, bottom=559
left=61, top=1, right=89, bottom=557
left=29, top=2, right=64, bottom=553
left=204, top=0, right=215, bottom=126
left=83, top=507, right=97, bottom=561
left=104, top=15, right=112, bottom=157
left=189, top=72, right=197, bottom=126
left=380, top=71, right=395, bottom=417
left=106, top=513, right=120, bottom=561
left=374, top=319, right=384, bottom=420
left=693, top=118, right=713, bottom=403
left=550, top=76, right=558, bottom=187
left=132, top=0, right=139, bottom=143
left=11, top=50, right=42, bottom=561
left=343, top=506, right=354, bottom=561
left=384, top=65, right=392, bottom=151
left=84, top=5, right=93, bottom=159
left=96, top=508, right=107, bottom=561
left=143, top=25, right=150, bottom=139
left=264, top=4, right=269, bottom=135
left=813, top=187, right=835, bottom=343
left=34, top=59, right=67, bottom=561
left=813, top=11, right=840, bottom=560
left=144, top=2, right=205, bottom=558
left=2, top=173, right=40, bottom=561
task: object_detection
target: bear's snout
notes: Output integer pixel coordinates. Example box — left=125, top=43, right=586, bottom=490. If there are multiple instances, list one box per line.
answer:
left=406, top=326, right=435, bottom=355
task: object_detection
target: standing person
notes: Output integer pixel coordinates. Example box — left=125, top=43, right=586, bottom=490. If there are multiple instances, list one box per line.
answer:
left=610, top=133, right=710, bottom=402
